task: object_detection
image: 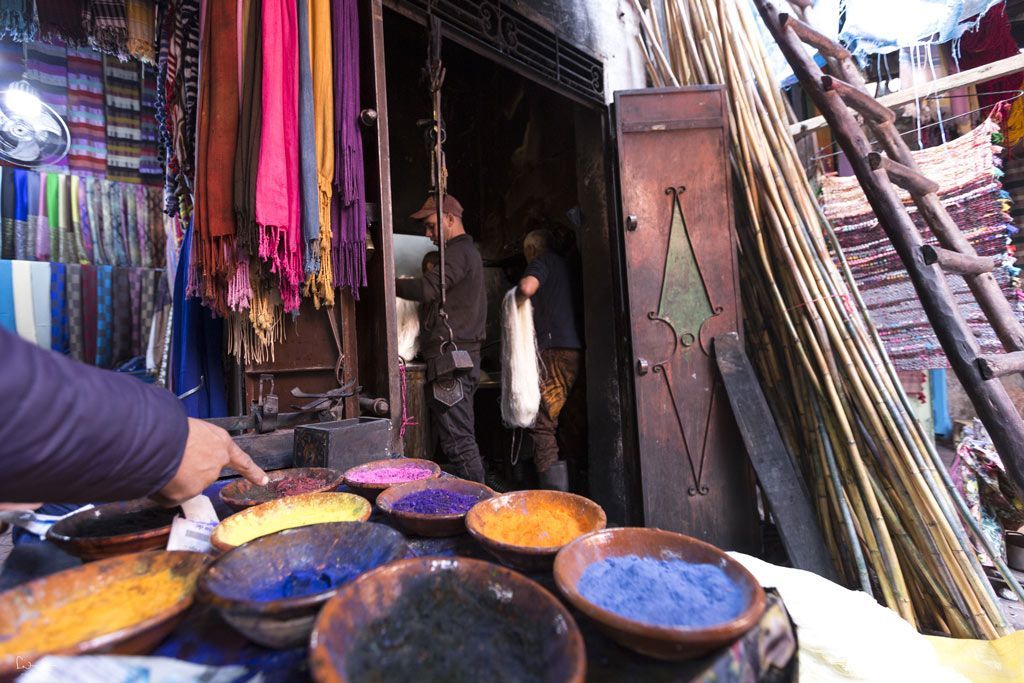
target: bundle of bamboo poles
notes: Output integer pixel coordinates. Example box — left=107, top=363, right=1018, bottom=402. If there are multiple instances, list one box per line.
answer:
left=633, top=0, right=1022, bottom=638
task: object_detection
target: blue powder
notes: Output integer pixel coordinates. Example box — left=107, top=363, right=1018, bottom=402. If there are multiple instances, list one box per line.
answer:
left=249, top=566, right=359, bottom=601
left=577, top=555, right=747, bottom=628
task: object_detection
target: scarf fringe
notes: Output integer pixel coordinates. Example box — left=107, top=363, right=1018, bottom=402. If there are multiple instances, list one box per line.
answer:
left=303, top=186, right=334, bottom=308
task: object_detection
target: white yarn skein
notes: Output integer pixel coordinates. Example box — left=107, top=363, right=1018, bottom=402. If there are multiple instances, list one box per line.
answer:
left=501, top=288, right=541, bottom=428
left=396, top=297, right=420, bottom=362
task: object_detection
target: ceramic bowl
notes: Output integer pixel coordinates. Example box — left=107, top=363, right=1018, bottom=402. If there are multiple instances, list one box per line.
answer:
left=465, top=490, right=607, bottom=571
left=0, top=551, right=207, bottom=680
left=309, top=556, right=586, bottom=683
left=219, top=467, right=345, bottom=512
left=341, top=458, right=440, bottom=501
left=376, top=478, right=495, bottom=537
left=211, top=492, right=371, bottom=553
left=199, top=522, right=411, bottom=648
left=553, top=527, right=767, bottom=660
left=47, top=499, right=181, bottom=562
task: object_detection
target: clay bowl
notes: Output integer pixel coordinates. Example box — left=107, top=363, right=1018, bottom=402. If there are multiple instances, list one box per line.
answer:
left=0, top=550, right=208, bottom=680
left=309, top=556, right=586, bottom=683
left=341, top=458, right=440, bottom=502
left=211, top=492, right=371, bottom=553
left=219, top=467, right=345, bottom=512
left=1006, top=531, right=1024, bottom=572
left=47, top=499, right=182, bottom=562
left=199, top=522, right=411, bottom=649
left=465, top=490, right=607, bottom=572
left=376, top=478, right=495, bottom=537
left=553, top=527, right=767, bottom=661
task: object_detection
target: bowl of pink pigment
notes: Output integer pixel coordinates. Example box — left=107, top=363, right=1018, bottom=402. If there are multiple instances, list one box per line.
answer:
left=376, top=478, right=496, bottom=537
left=342, top=458, right=441, bottom=501
left=219, top=467, right=346, bottom=511
left=553, top=527, right=766, bottom=661
left=198, top=522, right=411, bottom=649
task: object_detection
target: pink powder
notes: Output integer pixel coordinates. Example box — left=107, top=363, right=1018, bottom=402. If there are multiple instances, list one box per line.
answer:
left=348, top=466, right=434, bottom=485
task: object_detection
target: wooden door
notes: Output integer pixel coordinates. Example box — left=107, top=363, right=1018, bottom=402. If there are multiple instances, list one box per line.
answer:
left=615, top=87, right=758, bottom=552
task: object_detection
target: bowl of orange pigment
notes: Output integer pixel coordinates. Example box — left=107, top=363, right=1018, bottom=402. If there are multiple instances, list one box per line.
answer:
left=219, top=467, right=346, bottom=511
left=0, top=551, right=208, bottom=679
left=465, top=491, right=607, bottom=571
left=342, top=458, right=441, bottom=501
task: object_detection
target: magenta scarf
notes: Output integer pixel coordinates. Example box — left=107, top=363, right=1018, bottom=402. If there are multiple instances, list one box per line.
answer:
left=254, top=0, right=302, bottom=312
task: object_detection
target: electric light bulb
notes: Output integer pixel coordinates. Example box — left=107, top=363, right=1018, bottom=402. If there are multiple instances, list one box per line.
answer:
left=5, top=85, right=42, bottom=118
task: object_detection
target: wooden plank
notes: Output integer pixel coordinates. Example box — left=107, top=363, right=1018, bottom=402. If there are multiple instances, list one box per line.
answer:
left=714, top=332, right=840, bottom=581
left=792, top=52, right=1024, bottom=136
left=978, top=351, right=1024, bottom=380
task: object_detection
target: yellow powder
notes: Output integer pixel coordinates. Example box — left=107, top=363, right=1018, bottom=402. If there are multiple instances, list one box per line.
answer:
left=214, top=492, right=370, bottom=548
left=484, top=505, right=588, bottom=548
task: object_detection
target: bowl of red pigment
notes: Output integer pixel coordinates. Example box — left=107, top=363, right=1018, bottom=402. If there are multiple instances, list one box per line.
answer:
left=47, top=499, right=183, bottom=562
left=341, top=458, right=440, bottom=501
left=219, top=467, right=345, bottom=511
left=376, top=478, right=495, bottom=537
left=553, top=527, right=767, bottom=661
left=465, top=490, right=607, bottom=572
left=309, top=556, right=586, bottom=683
left=198, top=522, right=411, bottom=649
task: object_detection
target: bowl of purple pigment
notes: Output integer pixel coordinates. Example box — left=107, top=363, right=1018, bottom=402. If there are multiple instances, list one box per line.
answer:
left=553, top=527, right=767, bottom=661
left=198, top=522, right=412, bottom=649
left=219, top=467, right=346, bottom=511
left=342, top=458, right=441, bottom=501
left=376, top=478, right=496, bottom=537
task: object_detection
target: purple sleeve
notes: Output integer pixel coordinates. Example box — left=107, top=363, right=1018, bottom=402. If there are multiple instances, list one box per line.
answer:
left=0, top=328, right=188, bottom=503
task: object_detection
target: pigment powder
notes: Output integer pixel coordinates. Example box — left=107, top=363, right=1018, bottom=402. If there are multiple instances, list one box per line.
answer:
left=249, top=566, right=358, bottom=601
left=214, top=494, right=370, bottom=548
left=482, top=502, right=588, bottom=548
left=577, top=555, right=747, bottom=628
left=347, top=465, right=433, bottom=485
left=346, top=573, right=549, bottom=683
left=391, top=489, right=479, bottom=516
left=70, top=506, right=180, bottom=538
left=243, top=476, right=328, bottom=503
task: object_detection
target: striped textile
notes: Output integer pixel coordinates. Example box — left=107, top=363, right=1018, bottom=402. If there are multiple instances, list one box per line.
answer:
left=95, top=263, right=112, bottom=365
left=0, top=37, right=23, bottom=86
left=138, top=65, right=162, bottom=183
left=65, top=262, right=83, bottom=360
left=103, top=54, right=141, bottom=183
left=128, top=266, right=141, bottom=354
left=81, top=263, right=97, bottom=363
left=66, top=47, right=108, bottom=176
left=50, top=261, right=68, bottom=352
left=24, top=40, right=69, bottom=173
left=112, top=265, right=131, bottom=363
left=86, top=0, right=128, bottom=56
left=124, top=183, right=140, bottom=265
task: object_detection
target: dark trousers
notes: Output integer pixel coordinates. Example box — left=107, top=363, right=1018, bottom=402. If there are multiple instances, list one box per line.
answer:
left=531, top=348, right=582, bottom=473
left=428, top=359, right=484, bottom=482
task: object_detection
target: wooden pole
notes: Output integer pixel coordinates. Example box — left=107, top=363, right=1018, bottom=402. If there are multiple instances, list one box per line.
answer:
left=920, top=245, right=999, bottom=275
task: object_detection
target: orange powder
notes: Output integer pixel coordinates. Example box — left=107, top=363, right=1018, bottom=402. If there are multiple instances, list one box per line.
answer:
left=484, top=505, right=587, bottom=548
left=0, top=568, right=193, bottom=655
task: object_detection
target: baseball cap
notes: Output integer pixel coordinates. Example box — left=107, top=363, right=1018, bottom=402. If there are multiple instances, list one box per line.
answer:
left=410, top=194, right=464, bottom=220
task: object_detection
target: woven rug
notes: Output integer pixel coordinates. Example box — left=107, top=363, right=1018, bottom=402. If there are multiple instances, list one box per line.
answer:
left=103, top=54, right=142, bottom=184
left=66, top=47, right=107, bottom=176
left=820, top=119, right=1024, bottom=370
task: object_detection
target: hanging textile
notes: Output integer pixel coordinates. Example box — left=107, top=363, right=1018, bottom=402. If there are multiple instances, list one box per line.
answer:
left=297, top=0, right=318, bottom=280
left=10, top=259, right=33, bottom=342
left=24, top=40, right=68, bottom=118
left=50, top=261, right=68, bottom=352
left=0, top=259, right=12, bottom=331
left=46, top=173, right=64, bottom=263
left=12, top=169, right=27, bottom=260
left=330, top=0, right=365, bottom=295
left=957, top=4, right=1021, bottom=117
left=30, top=261, right=51, bottom=348
left=124, top=184, right=140, bottom=264
left=0, top=0, right=35, bottom=42
left=138, top=66, right=161, bottom=182
left=35, top=172, right=49, bottom=261
left=232, top=0, right=261, bottom=255
left=65, top=263, right=83, bottom=359
left=820, top=120, right=1024, bottom=369
left=305, top=0, right=334, bottom=306
left=71, top=175, right=91, bottom=262
left=1, top=169, right=13, bottom=259
left=96, top=264, right=114, bottom=365
left=125, top=0, right=155, bottom=63
left=81, top=262, right=97, bottom=362
left=104, top=55, right=142, bottom=183
left=25, top=171, right=38, bottom=261
left=112, top=265, right=131, bottom=363
left=66, top=47, right=108, bottom=176
left=36, top=0, right=88, bottom=46
left=85, top=0, right=129, bottom=56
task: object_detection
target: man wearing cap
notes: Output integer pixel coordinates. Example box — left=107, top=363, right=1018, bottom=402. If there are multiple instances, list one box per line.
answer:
left=396, top=195, right=487, bottom=483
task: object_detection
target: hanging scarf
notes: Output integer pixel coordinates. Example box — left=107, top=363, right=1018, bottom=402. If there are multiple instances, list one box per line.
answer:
left=57, top=174, right=76, bottom=263
left=94, top=264, right=112, bottom=365
left=125, top=184, right=140, bottom=265
left=86, top=0, right=129, bottom=56
left=138, top=67, right=162, bottom=182
left=65, top=263, right=84, bottom=360
left=11, top=169, right=27, bottom=260
left=50, top=261, right=69, bottom=353
left=10, top=260, right=34, bottom=343
left=304, top=0, right=334, bottom=307
left=87, top=177, right=106, bottom=263
left=126, top=0, right=155, bottom=63
left=73, top=175, right=94, bottom=262
left=104, top=55, right=143, bottom=184
left=255, top=0, right=301, bottom=313
left=330, top=0, right=365, bottom=295
left=25, top=172, right=39, bottom=262
left=112, top=266, right=132, bottom=363
left=135, top=185, right=150, bottom=267
left=0, top=260, right=13, bottom=332
left=1, top=168, right=14, bottom=260
left=0, top=0, right=34, bottom=41
left=233, top=0, right=261, bottom=254
left=30, top=262, right=51, bottom=348
left=297, top=0, right=319, bottom=277
left=177, top=0, right=201, bottom=208
left=35, top=173, right=50, bottom=261
left=128, top=267, right=142, bottom=355
left=36, top=0, right=88, bottom=46
left=81, top=263, right=98, bottom=363
left=46, top=174, right=63, bottom=263
left=66, top=47, right=108, bottom=177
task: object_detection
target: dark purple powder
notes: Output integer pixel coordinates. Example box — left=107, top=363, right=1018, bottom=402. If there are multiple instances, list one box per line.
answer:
left=391, top=489, right=479, bottom=516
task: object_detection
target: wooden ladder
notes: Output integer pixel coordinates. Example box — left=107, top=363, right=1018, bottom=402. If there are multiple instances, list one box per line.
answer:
left=754, top=0, right=1024, bottom=496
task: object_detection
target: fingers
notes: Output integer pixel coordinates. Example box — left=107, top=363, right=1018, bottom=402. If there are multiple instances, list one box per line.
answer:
left=226, top=438, right=269, bottom=487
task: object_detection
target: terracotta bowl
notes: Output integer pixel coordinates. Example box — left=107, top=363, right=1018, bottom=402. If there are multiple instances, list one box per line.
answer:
left=341, top=458, right=440, bottom=501
left=219, top=467, right=345, bottom=512
left=465, top=490, right=607, bottom=572
left=211, top=492, right=371, bottom=553
left=198, top=522, right=411, bottom=649
left=376, top=478, right=495, bottom=537
left=47, top=499, right=182, bottom=562
left=309, top=556, right=586, bottom=683
left=0, top=551, right=208, bottom=680
left=553, top=527, right=767, bottom=661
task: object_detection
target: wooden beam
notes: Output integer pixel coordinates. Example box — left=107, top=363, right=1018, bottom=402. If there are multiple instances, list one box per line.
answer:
left=780, top=13, right=851, bottom=60
left=792, top=52, right=1024, bottom=136
left=868, top=152, right=939, bottom=195
left=823, top=76, right=896, bottom=124
left=921, top=245, right=999, bottom=275
left=978, top=352, right=1024, bottom=380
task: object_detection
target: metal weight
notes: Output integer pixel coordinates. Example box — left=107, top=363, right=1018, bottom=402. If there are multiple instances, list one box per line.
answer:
left=432, top=377, right=464, bottom=407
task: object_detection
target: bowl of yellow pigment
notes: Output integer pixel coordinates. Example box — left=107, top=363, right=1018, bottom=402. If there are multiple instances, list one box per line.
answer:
left=0, top=551, right=208, bottom=679
left=465, top=491, right=607, bottom=571
left=211, top=492, right=371, bottom=553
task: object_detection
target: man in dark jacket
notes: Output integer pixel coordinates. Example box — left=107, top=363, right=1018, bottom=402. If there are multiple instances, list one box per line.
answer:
left=0, top=327, right=267, bottom=506
left=395, top=195, right=487, bottom=482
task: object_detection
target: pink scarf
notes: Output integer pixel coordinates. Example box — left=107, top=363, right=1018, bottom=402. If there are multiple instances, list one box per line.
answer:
left=255, top=0, right=302, bottom=312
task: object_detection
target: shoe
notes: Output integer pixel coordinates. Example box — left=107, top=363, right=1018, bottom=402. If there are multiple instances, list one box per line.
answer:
left=537, top=461, right=568, bottom=492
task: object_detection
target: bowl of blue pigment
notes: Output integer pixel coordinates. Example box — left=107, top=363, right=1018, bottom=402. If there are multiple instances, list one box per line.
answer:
left=198, top=522, right=411, bottom=648
left=553, top=527, right=766, bottom=661
left=376, top=478, right=495, bottom=537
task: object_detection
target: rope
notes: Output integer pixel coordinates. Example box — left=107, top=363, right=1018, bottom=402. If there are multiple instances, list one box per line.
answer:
left=398, top=358, right=417, bottom=441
